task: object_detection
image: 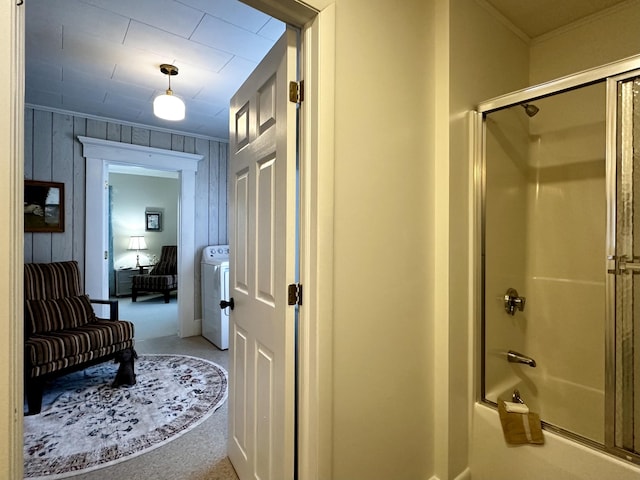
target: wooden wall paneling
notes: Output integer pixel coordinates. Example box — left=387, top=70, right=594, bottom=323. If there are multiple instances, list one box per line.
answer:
left=218, top=142, right=228, bottom=244
left=193, top=137, right=211, bottom=318
left=25, top=107, right=231, bottom=321
left=195, top=137, right=211, bottom=243
left=107, top=122, right=121, bottom=142
left=73, top=117, right=87, bottom=281
left=121, top=125, right=132, bottom=144
left=208, top=141, right=221, bottom=244
left=86, top=118, right=107, bottom=140
left=184, top=136, right=196, bottom=154
left=24, top=108, right=33, bottom=178
left=150, top=130, right=172, bottom=150
left=24, top=109, right=34, bottom=263
left=51, top=113, right=74, bottom=261
left=33, top=110, right=52, bottom=181
left=172, top=134, right=185, bottom=152
left=24, top=235, right=33, bottom=263
left=131, top=127, right=150, bottom=146
left=32, top=232, right=52, bottom=263
left=32, top=110, right=53, bottom=263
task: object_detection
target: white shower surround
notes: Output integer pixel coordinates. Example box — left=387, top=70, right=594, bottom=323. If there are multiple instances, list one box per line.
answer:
left=473, top=55, right=640, bottom=478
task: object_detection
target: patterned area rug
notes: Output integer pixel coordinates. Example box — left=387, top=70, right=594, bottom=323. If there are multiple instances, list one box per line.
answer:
left=24, top=354, right=228, bottom=479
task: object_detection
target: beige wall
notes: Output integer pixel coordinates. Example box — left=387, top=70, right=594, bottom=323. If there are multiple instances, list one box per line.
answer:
left=449, top=1, right=529, bottom=477
left=326, top=0, right=435, bottom=478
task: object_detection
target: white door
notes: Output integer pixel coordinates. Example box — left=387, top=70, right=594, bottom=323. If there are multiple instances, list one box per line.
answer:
left=227, top=28, right=298, bottom=480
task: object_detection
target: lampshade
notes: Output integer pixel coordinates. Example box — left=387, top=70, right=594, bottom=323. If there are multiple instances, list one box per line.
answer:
left=153, top=91, right=185, bottom=121
left=153, top=64, right=185, bottom=121
left=127, top=236, right=148, bottom=251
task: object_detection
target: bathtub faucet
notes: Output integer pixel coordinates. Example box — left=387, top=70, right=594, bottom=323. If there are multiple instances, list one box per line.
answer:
left=507, top=350, right=537, bottom=368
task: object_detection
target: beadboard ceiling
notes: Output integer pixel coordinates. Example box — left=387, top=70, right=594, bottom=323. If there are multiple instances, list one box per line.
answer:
left=25, top=0, right=630, bottom=140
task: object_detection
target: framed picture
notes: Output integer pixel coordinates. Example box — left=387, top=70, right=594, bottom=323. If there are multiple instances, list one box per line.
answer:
left=24, top=180, right=65, bottom=233
left=145, top=211, right=162, bottom=232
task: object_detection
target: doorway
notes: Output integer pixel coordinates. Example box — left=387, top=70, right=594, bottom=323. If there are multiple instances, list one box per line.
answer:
left=5, top=2, right=333, bottom=479
left=80, top=135, right=202, bottom=337
left=109, top=166, right=180, bottom=341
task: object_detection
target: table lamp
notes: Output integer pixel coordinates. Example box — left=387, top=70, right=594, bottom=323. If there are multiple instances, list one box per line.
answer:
left=127, top=236, right=148, bottom=268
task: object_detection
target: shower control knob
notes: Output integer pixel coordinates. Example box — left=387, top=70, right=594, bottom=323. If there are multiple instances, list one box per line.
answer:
left=504, top=288, right=526, bottom=316
left=220, top=298, right=234, bottom=311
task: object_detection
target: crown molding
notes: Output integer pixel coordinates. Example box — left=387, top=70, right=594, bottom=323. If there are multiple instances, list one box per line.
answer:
left=474, top=0, right=531, bottom=44
left=25, top=103, right=229, bottom=144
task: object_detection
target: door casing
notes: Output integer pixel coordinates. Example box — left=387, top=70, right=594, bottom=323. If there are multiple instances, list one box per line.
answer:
left=6, top=2, right=337, bottom=479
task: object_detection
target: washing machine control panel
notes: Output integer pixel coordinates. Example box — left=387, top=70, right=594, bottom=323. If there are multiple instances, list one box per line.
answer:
left=202, top=245, right=230, bottom=263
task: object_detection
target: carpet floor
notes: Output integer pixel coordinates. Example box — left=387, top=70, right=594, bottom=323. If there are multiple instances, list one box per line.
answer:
left=26, top=335, right=239, bottom=480
left=24, top=354, right=228, bottom=479
left=115, top=293, right=178, bottom=341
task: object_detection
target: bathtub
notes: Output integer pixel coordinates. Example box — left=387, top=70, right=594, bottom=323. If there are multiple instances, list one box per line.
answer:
left=485, top=368, right=605, bottom=444
left=470, top=403, right=639, bottom=480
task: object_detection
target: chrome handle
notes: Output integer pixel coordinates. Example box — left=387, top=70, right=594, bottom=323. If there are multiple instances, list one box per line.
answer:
left=507, top=350, right=536, bottom=368
left=608, top=255, right=640, bottom=274
left=504, top=288, right=526, bottom=315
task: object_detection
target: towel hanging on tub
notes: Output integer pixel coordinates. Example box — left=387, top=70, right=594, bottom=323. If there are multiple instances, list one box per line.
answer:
left=498, top=400, right=544, bottom=445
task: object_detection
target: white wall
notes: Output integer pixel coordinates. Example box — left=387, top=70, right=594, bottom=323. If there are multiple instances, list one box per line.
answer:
left=109, top=173, right=179, bottom=269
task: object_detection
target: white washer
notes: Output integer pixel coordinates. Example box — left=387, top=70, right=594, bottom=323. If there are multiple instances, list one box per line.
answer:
left=201, top=245, right=230, bottom=349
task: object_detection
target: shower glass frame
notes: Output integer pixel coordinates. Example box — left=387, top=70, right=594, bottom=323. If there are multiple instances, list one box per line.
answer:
left=473, top=54, right=640, bottom=466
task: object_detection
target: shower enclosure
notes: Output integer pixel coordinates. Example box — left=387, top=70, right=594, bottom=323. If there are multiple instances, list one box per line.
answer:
left=475, top=57, right=640, bottom=465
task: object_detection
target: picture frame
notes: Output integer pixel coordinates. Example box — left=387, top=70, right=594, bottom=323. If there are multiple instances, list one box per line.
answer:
left=145, top=211, right=162, bottom=232
left=24, top=180, right=65, bottom=233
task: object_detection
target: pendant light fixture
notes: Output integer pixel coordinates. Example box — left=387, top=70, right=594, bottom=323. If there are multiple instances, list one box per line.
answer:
left=153, top=64, right=185, bottom=121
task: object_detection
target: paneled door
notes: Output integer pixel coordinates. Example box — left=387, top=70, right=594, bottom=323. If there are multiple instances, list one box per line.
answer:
left=227, top=28, right=298, bottom=480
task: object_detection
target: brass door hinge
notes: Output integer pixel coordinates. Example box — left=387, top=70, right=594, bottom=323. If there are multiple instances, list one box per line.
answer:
left=289, top=80, right=304, bottom=104
left=287, top=283, right=303, bottom=306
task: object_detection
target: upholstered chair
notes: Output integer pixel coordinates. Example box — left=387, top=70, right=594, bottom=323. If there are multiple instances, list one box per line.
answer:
left=24, top=260, right=135, bottom=414
left=131, top=245, right=177, bottom=303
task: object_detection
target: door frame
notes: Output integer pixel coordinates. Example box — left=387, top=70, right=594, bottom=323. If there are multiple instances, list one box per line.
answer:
left=79, top=136, right=202, bottom=337
left=239, top=3, right=337, bottom=479
left=5, top=1, right=336, bottom=479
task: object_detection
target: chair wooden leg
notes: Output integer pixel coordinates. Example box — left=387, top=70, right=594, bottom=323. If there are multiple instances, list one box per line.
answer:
left=25, top=377, right=44, bottom=415
left=132, top=288, right=137, bottom=302
left=164, top=290, right=170, bottom=303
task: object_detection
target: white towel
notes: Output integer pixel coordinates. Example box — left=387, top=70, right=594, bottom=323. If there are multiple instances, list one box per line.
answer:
left=504, top=401, right=529, bottom=414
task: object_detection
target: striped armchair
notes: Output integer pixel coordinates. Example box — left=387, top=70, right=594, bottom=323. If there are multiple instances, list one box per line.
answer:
left=131, top=245, right=177, bottom=303
left=24, top=261, right=135, bottom=414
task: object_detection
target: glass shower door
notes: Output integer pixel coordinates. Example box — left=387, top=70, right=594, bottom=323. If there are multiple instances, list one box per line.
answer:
left=482, top=82, right=607, bottom=445
left=609, top=74, right=640, bottom=458
left=478, top=61, right=640, bottom=466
